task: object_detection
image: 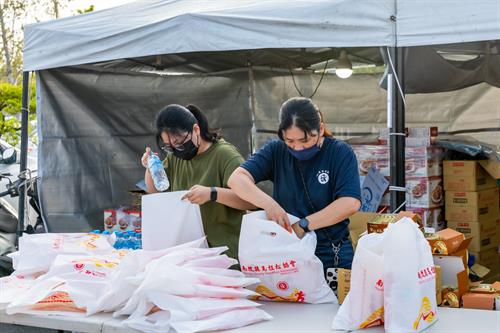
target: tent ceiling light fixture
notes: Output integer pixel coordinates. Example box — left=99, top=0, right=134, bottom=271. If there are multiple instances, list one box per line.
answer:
left=335, top=49, right=353, bottom=79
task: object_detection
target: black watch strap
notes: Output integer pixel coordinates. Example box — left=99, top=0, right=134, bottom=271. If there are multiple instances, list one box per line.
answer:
left=210, top=187, right=217, bottom=202
left=299, top=218, right=310, bottom=233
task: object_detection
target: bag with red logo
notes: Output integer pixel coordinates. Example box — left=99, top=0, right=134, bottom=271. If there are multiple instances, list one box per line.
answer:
left=332, top=232, right=385, bottom=330
left=238, top=211, right=336, bottom=304
left=10, top=233, right=114, bottom=275
left=383, top=218, right=438, bottom=332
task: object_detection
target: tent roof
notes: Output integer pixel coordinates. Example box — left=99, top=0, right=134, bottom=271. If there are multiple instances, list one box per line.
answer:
left=24, top=0, right=500, bottom=71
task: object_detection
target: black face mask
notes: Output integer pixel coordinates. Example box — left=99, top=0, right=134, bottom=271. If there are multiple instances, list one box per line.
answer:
left=173, top=139, right=199, bottom=160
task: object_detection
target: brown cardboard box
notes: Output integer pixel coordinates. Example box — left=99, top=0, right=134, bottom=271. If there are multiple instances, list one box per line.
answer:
left=479, top=159, right=500, bottom=180
left=443, top=160, right=498, bottom=191
left=348, top=212, right=374, bottom=249
left=435, top=265, right=442, bottom=306
left=337, top=268, right=351, bottom=305
left=445, top=188, right=499, bottom=222
left=462, top=292, right=496, bottom=310
left=428, top=228, right=469, bottom=255
left=366, top=211, right=423, bottom=234
left=447, top=219, right=497, bottom=252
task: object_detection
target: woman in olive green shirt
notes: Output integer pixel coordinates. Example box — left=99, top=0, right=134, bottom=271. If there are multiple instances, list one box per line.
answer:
left=141, top=104, right=253, bottom=260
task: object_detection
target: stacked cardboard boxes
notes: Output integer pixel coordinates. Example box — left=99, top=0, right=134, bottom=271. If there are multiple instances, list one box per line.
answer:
left=444, top=161, right=500, bottom=278
left=353, top=128, right=445, bottom=230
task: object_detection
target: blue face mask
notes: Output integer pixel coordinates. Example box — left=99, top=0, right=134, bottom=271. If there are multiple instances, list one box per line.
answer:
left=287, top=143, right=320, bottom=161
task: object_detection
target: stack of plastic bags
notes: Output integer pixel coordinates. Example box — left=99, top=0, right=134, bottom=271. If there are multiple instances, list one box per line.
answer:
left=332, top=218, right=438, bottom=333
left=0, top=234, right=272, bottom=333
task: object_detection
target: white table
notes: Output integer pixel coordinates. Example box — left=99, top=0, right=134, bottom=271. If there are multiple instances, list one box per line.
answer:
left=1, top=302, right=499, bottom=333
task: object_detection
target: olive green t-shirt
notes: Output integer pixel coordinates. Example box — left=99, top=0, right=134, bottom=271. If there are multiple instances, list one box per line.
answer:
left=163, top=139, right=244, bottom=260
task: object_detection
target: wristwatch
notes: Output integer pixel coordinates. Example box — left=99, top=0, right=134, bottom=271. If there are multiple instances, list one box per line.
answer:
left=210, top=187, right=218, bottom=202
left=298, top=218, right=310, bottom=233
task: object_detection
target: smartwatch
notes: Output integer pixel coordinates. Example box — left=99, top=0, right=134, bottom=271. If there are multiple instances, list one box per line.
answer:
left=298, top=218, right=310, bottom=233
left=210, top=187, right=218, bottom=202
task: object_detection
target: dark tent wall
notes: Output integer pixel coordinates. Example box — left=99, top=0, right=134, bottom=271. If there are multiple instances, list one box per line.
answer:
left=37, top=67, right=252, bottom=232
left=37, top=65, right=500, bottom=232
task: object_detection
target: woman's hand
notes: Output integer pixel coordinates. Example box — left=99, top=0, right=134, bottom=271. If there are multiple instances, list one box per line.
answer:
left=141, top=147, right=151, bottom=169
left=182, top=185, right=211, bottom=205
left=291, top=223, right=306, bottom=239
left=264, top=201, right=292, bottom=233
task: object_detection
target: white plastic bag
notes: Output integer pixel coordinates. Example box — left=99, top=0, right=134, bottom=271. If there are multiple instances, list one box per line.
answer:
left=383, top=218, right=438, bottom=332
left=123, top=292, right=263, bottom=333
left=170, top=308, right=273, bottom=333
left=115, top=261, right=258, bottom=317
left=6, top=277, right=87, bottom=316
left=0, top=273, right=38, bottom=307
left=239, top=211, right=336, bottom=304
left=86, top=238, right=207, bottom=315
left=142, top=191, right=208, bottom=250
left=12, top=233, right=114, bottom=274
left=332, top=232, right=385, bottom=330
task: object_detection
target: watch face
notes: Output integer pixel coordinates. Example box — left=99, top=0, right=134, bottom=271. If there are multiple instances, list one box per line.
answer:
left=299, top=219, right=308, bottom=229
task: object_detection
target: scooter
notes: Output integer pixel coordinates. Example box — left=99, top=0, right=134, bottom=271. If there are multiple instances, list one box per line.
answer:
left=0, top=144, right=44, bottom=277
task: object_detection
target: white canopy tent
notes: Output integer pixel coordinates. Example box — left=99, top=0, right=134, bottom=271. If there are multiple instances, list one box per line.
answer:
left=20, top=0, right=500, bottom=232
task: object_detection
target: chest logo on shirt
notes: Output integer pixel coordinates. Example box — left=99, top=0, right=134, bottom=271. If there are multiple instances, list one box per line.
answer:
left=316, top=170, right=330, bottom=185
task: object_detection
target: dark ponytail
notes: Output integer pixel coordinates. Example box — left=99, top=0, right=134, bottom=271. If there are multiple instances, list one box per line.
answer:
left=278, top=97, right=333, bottom=140
left=185, top=104, right=220, bottom=143
left=154, top=104, right=219, bottom=149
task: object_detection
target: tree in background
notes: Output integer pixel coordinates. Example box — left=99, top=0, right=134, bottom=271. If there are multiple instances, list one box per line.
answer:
left=46, top=0, right=73, bottom=19
left=0, top=0, right=26, bottom=85
left=0, top=83, right=36, bottom=146
left=77, top=4, right=94, bottom=15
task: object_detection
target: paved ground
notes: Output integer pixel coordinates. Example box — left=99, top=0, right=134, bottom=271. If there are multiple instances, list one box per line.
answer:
left=0, top=323, right=59, bottom=332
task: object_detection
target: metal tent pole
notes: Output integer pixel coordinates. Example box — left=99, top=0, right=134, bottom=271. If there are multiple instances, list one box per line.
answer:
left=389, top=47, right=406, bottom=212
left=18, top=71, right=30, bottom=237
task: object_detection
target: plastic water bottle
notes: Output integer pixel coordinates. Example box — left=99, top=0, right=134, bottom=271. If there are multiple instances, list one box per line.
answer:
left=136, top=233, right=142, bottom=249
left=114, top=232, right=124, bottom=249
left=129, top=232, right=138, bottom=250
left=90, top=229, right=101, bottom=234
left=122, top=231, right=131, bottom=249
left=147, top=152, right=170, bottom=191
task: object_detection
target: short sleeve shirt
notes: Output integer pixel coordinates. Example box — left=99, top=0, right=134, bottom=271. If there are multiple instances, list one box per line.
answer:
left=163, top=139, right=244, bottom=260
left=241, top=137, right=360, bottom=243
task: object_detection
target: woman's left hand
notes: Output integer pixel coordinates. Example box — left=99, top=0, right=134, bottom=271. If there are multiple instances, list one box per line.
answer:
left=182, top=185, right=211, bottom=205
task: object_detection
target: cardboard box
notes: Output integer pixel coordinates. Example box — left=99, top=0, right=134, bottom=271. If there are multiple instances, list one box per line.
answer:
left=337, top=268, right=351, bottom=305
left=445, top=188, right=499, bottom=222
left=407, top=206, right=445, bottom=231
left=479, top=159, right=500, bottom=180
left=448, top=219, right=497, bottom=252
left=406, top=177, right=444, bottom=208
left=444, top=161, right=497, bottom=191
left=462, top=292, right=496, bottom=310
left=348, top=212, right=373, bottom=249
left=366, top=211, right=423, bottom=234
left=436, top=265, right=442, bottom=305
left=353, top=145, right=444, bottom=178
left=104, top=207, right=142, bottom=232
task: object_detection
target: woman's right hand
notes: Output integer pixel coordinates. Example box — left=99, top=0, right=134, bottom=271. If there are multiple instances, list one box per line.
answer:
left=264, top=201, right=292, bottom=233
left=141, top=147, right=151, bottom=169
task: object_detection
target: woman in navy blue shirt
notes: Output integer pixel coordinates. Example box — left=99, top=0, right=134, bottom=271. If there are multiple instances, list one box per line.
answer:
left=228, top=97, right=361, bottom=291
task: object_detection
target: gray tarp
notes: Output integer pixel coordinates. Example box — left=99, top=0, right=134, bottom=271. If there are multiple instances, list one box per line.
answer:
left=24, top=0, right=500, bottom=71
left=38, top=67, right=500, bottom=231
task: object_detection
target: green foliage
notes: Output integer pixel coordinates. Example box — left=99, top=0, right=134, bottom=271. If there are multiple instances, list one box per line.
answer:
left=76, top=5, right=94, bottom=15
left=0, top=82, right=36, bottom=146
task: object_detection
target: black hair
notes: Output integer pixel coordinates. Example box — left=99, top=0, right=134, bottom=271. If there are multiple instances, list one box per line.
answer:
left=277, top=97, right=333, bottom=140
left=154, top=104, right=219, bottom=149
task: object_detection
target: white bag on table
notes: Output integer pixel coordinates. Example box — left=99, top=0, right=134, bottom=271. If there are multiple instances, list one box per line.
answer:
left=238, top=211, right=336, bottom=304
left=123, top=292, right=264, bottom=333
left=383, top=218, right=438, bottom=332
left=332, top=232, right=385, bottom=330
left=11, top=233, right=114, bottom=274
left=0, top=273, right=38, bottom=307
left=142, top=191, right=208, bottom=250
left=87, top=237, right=208, bottom=315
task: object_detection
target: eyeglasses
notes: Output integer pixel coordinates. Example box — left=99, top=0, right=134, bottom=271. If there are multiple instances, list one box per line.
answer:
left=160, top=131, right=191, bottom=153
